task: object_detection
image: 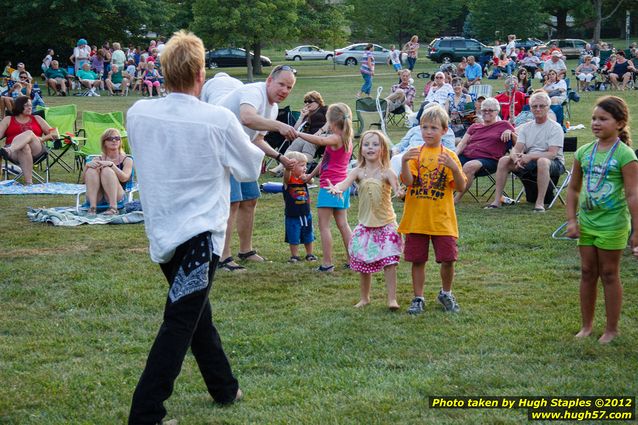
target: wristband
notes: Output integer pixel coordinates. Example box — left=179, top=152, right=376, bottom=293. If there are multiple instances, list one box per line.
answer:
left=276, top=153, right=282, bottom=162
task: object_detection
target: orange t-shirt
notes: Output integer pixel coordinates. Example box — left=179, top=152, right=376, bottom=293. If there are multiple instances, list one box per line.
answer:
left=398, top=145, right=464, bottom=238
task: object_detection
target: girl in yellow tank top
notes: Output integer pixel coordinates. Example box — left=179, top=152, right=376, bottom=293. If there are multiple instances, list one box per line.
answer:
left=327, top=130, right=404, bottom=310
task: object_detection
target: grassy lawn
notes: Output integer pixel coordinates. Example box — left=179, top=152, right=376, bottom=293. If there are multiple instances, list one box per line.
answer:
left=1, top=56, right=637, bottom=424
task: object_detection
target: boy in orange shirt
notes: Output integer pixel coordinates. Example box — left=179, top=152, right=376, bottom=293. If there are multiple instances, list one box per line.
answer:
left=398, top=104, right=467, bottom=314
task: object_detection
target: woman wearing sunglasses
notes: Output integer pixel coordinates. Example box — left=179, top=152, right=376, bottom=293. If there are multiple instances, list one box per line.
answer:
left=82, top=128, right=133, bottom=216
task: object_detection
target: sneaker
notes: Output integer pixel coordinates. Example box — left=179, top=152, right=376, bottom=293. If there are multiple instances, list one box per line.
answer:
left=407, top=297, right=425, bottom=315
left=305, top=254, right=318, bottom=262
left=288, top=256, right=301, bottom=263
left=94, top=91, right=101, bottom=97
left=437, top=290, right=460, bottom=313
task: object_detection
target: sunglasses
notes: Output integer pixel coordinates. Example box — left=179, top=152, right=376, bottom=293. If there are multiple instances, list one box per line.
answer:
left=304, top=99, right=316, bottom=104
left=273, top=65, right=296, bottom=74
left=105, top=136, right=121, bottom=141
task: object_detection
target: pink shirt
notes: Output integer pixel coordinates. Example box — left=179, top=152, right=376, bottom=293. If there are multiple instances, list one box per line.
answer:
left=463, top=121, right=514, bottom=161
left=319, top=143, right=352, bottom=188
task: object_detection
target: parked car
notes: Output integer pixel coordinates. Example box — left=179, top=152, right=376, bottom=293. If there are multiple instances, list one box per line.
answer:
left=427, top=36, right=493, bottom=63
left=548, top=39, right=588, bottom=58
left=205, top=48, right=272, bottom=68
left=498, top=38, right=546, bottom=52
left=285, top=45, right=333, bottom=61
left=333, top=43, right=391, bottom=66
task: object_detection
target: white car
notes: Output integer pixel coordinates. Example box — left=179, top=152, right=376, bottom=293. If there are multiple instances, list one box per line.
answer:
left=334, top=43, right=391, bottom=66
left=285, top=45, right=333, bottom=61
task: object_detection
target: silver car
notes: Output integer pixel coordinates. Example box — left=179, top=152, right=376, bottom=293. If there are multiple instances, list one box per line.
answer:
left=285, top=45, right=333, bottom=61
left=334, top=43, right=391, bottom=66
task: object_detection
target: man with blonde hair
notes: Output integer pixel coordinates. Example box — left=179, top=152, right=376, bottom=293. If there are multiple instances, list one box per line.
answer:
left=127, top=30, right=262, bottom=424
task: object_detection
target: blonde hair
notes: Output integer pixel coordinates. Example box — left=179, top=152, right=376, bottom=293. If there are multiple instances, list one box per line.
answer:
left=595, top=96, right=632, bottom=146
left=284, top=150, right=308, bottom=163
left=161, top=30, right=205, bottom=93
left=326, top=103, right=353, bottom=152
left=113, top=42, right=121, bottom=50
left=100, top=128, right=125, bottom=155
left=419, top=104, right=449, bottom=130
left=357, top=130, right=391, bottom=170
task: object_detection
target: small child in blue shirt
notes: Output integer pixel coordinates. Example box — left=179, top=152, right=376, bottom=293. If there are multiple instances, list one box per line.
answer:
left=283, top=151, right=316, bottom=263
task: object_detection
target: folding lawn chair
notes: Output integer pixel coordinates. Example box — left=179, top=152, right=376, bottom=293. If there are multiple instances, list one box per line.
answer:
left=1, top=148, right=50, bottom=183
left=468, top=84, right=493, bottom=100
left=43, top=104, right=83, bottom=172
left=75, top=111, right=128, bottom=180
left=354, top=87, right=387, bottom=138
left=75, top=154, right=137, bottom=213
left=263, top=106, right=300, bottom=171
left=387, top=105, right=407, bottom=127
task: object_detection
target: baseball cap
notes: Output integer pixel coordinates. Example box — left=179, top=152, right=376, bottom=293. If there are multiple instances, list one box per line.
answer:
left=551, top=51, right=561, bottom=57
left=77, top=38, right=88, bottom=46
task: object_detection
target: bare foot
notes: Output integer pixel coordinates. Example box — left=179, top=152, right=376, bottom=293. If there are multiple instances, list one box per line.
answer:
left=598, top=331, right=618, bottom=344
left=575, top=327, right=592, bottom=338
left=354, top=300, right=370, bottom=308
left=235, top=388, right=243, bottom=401
left=388, top=300, right=400, bottom=311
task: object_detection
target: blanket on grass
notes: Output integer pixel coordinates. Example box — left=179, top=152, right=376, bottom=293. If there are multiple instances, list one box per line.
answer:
left=27, top=206, right=144, bottom=226
left=0, top=181, right=86, bottom=195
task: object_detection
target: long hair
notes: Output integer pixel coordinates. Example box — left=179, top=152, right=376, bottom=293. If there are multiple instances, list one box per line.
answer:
left=595, top=96, right=632, bottom=146
left=326, top=103, right=353, bottom=152
left=357, top=130, right=391, bottom=170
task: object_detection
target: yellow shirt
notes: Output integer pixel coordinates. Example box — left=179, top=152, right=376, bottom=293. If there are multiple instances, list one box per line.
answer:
left=397, top=145, right=464, bottom=238
left=357, top=178, right=396, bottom=227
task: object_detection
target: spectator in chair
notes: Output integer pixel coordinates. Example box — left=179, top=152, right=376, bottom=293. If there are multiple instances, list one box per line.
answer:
left=44, top=60, right=70, bottom=96
left=76, top=62, right=103, bottom=96
left=453, top=97, right=516, bottom=203
left=543, top=51, right=567, bottom=80
left=516, top=68, right=532, bottom=93
left=385, top=69, right=416, bottom=115
left=456, top=57, right=467, bottom=78
left=485, top=91, right=564, bottom=212
left=10, top=62, right=32, bottom=83
left=609, top=50, right=636, bottom=91
left=415, top=72, right=453, bottom=122
left=520, top=49, right=541, bottom=75
left=575, top=55, right=598, bottom=91
left=0, top=96, right=58, bottom=185
left=495, top=76, right=526, bottom=122
left=106, top=64, right=129, bottom=96
left=82, top=128, right=133, bottom=216
left=464, top=56, right=482, bottom=87
left=542, top=70, right=567, bottom=105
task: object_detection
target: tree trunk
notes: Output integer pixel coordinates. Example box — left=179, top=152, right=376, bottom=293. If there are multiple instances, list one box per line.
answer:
left=245, top=44, right=254, bottom=82
left=252, top=42, right=263, bottom=76
left=556, top=9, right=569, bottom=39
left=593, top=0, right=602, bottom=43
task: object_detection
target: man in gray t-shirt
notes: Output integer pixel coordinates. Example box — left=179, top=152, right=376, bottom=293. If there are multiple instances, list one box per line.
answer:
left=486, top=91, right=565, bottom=211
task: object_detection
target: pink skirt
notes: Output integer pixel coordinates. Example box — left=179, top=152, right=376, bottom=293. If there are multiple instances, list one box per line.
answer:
left=348, top=222, right=403, bottom=273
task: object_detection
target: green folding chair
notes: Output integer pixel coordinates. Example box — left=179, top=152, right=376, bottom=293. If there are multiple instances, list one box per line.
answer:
left=75, top=111, right=128, bottom=181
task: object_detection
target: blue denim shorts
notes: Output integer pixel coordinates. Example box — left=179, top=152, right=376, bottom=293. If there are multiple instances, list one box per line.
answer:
left=230, top=175, right=260, bottom=203
left=285, top=213, right=314, bottom=245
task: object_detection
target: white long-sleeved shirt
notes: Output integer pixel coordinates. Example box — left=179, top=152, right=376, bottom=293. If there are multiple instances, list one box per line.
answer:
left=127, top=92, right=264, bottom=263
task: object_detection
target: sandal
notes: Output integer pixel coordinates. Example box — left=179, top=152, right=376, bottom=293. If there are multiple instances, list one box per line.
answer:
left=103, top=207, right=119, bottom=216
left=316, top=264, right=334, bottom=273
left=217, top=256, right=246, bottom=272
left=288, top=256, right=301, bottom=263
left=484, top=204, right=500, bottom=209
left=87, top=207, right=97, bottom=217
left=305, top=254, right=318, bottom=262
left=237, top=250, right=264, bottom=262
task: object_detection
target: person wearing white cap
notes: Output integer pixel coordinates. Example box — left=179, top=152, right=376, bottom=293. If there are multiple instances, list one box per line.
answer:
left=543, top=50, right=566, bottom=80
left=70, top=38, right=91, bottom=74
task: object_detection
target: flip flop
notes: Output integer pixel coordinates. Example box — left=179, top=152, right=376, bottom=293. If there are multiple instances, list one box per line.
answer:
left=533, top=207, right=546, bottom=213
left=484, top=204, right=500, bottom=209
left=237, top=250, right=264, bottom=262
left=218, top=257, right=246, bottom=272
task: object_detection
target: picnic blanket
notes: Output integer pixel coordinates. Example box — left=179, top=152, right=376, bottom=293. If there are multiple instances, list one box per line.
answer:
left=0, top=181, right=86, bottom=195
left=27, top=206, right=144, bottom=226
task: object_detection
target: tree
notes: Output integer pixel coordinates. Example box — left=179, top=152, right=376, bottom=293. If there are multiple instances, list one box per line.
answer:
left=296, top=0, right=351, bottom=49
left=542, top=0, right=581, bottom=39
left=467, top=0, right=549, bottom=41
left=192, top=0, right=303, bottom=80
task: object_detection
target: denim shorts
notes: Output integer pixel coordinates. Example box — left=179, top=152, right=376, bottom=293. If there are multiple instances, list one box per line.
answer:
left=458, top=154, right=498, bottom=175
left=317, top=187, right=350, bottom=209
left=230, top=175, right=260, bottom=203
left=285, top=213, right=314, bottom=245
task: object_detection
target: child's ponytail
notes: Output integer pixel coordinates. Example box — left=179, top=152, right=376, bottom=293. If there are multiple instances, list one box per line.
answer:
left=327, top=103, right=354, bottom=152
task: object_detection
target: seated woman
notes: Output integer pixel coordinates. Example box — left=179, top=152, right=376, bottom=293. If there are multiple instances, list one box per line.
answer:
left=0, top=96, right=58, bottom=185
left=82, top=128, right=133, bottom=216
left=575, top=55, right=598, bottom=91
left=453, top=97, right=515, bottom=203
left=516, top=68, right=532, bottom=93
left=494, top=76, right=526, bottom=122
left=445, top=77, right=473, bottom=138
left=385, top=69, right=416, bottom=115
left=609, top=50, right=636, bottom=91
left=415, top=71, right=453, bottom=122
left=142, top=60, right=163, bottom=97
left=542, top=70, right=567, bottom=105
left=520, top=50, right=541, bottom=76
left=269, top=91, right=328, bottom=175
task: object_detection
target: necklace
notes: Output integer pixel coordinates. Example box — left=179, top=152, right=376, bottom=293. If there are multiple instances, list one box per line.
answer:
left=416, top=144, right=444, bottom=190
left=586, top=139, right=619, bottom=194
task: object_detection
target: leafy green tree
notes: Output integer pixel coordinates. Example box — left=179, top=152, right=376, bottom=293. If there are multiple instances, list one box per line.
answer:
left=296, top=0, right=352, bottom=49
left=192, top=0, right=303, bottom=79
left=542, top=0, right=581, bottom=39
left=467, top=0, right=548, bottom=41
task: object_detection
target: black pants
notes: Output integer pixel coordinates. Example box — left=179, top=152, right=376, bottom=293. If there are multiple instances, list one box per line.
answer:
left=128, top=232, right=239, bottom=424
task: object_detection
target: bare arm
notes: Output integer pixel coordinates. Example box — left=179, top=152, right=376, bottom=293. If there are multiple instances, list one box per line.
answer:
left=0, top=116, right=11, bottom=140
left=384, top=168, right=404, bottom=197
left=297, top=131, right=342, bottom=147
left=400, top=147, right=420, bottom=186
left=239, top=104, right=296, bottom=140
left=566, top=160, right=582, bottom=238
left=622, top=161, right=638, bottom=254
left=455, top=132, right=471, bottom=156
left=328, top=167, right=361, bottom=194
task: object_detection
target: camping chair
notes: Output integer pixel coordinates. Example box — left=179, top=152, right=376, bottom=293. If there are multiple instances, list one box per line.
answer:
left=44, top=104, right=82, bottom=172
left=465, top=168, right=498, bottom=202
left=353, top=88, right=387, bottom=138
left=513, top=136, right=578, bottom=209
left=1, top=145, right=51, bottom=183
left=387, top=105, right=407, bottom=127
left=468, top=84, right=492, bottom=100
left=75, top=111, right=128, bottom=180
left=263, top=106, right=300, bottom=171
left=75, top=154, right=137, bottom=213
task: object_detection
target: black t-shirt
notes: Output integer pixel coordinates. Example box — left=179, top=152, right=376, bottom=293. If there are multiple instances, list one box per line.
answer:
left=283, top=180, right=310, bottom=217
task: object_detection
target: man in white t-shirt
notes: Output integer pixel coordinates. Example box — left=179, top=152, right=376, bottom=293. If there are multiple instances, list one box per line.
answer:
left=486, top=91, right=564, bottom=211
left=543, top=51, right=567, bottom=79
left=201, top=66, right=297, bottom=272
left=127, top=31, right=261, bottom=424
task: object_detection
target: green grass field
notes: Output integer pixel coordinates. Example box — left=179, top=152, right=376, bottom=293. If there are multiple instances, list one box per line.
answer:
left=1, top=54, right=637, bottom=424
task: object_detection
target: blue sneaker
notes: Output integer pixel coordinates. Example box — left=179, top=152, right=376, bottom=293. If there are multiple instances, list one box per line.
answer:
left=407, top=297, right=425, bottom=315
left=437, top=290, right=460, bottom=313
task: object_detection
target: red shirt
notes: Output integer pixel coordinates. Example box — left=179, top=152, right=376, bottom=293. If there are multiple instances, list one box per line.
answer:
left=464, top=121, right=515, bottom=161
left=5, top=116, right=43, bottom=145
left=495, top=91, right=526, bottom=121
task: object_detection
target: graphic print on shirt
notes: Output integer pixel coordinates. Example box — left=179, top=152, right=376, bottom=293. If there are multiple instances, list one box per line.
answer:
left=411, top=164, right=449, bottom=201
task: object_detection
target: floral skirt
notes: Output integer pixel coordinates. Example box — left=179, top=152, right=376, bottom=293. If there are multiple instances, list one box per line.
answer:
left=348, top=222, right=403, bottom=273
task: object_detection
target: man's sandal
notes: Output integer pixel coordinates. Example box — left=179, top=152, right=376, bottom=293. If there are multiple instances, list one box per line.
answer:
left=218, top=257, right=246, bottom=272
left=237, top=250, right=264, bottom=262
left=103, top=207, right=119, bottom=216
